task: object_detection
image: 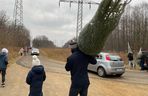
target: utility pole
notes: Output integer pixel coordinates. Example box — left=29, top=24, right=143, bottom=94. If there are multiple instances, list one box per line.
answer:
left=13, top=0, right=23, bottom=31
left=59, top=0, right=99, bottom=41
left=13, top=0, right=24, bottom=47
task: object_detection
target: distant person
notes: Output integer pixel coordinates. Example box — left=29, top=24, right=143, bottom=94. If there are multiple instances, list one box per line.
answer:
left=26, top=55, right=46, bottom=96
left=127, top=52, right=134, bottom=69
left=27, top=47, right=31, bottom=54
left=24, top=47, right=28, bottom=56
left=65, top=46, right=97, bottom=96
left=19, top=48, right=24, bottom=56
left=0, top=48, right=9, bottom=87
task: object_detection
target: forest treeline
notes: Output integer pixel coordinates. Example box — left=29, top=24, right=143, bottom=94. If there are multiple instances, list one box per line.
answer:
left=104, top=3, right=148, bottom=52
left=0, top=10, right=56, bottom=48
left=0, top=10, right=30, bottom=47
left=32, top=35, right=56, bottom=48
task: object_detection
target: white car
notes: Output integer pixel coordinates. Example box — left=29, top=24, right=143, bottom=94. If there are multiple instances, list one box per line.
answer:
left=31, top=48, right=39, bottom=55
left=88, top=52, right=125, bottom=77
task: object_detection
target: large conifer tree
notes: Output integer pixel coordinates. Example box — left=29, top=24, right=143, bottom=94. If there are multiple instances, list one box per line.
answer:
left=78, top=0, right=131, bottom=56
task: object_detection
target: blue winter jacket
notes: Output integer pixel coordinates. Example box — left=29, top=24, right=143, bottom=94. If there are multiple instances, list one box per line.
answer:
left=0, top=52, right=8, bottom=69
left=65, top=48, right=97, bottom=88
left=26, top=65, right=46, bottom=96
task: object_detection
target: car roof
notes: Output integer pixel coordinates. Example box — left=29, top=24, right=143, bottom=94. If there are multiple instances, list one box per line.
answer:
left=100, top=52, right=109, bottom=54
left=99, top=52, right=115, bottom=54
left=32, top=48, right=38, bottom=49
left=99, top=52, right=118, bottom=56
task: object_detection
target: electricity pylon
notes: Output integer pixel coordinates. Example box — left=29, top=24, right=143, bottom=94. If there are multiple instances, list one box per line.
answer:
left=59, top=0, right=99, bottom=40
left=13, top=0, right=23, bottom=31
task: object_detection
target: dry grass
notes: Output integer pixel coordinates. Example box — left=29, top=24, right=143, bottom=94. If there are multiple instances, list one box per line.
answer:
left=0, top=47, right=134, bottom=65
left=40, top=48, right=141, bottom=70
left=40, top=48, right=129, bottom=63
left=40, top=48, right=71, bottom=62
left=8, top=47, right=20, bottom=60
left=4, top=47, right=138, bottom=69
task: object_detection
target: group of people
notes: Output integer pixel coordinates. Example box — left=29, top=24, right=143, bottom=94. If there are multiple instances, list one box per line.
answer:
left=127, top=51, right=148, bottom=70
left=19, top=47, right=31, bottom=56
left=1, top=45, right=148, bottom=96
left=0, top=45, right=96, bottom=96
left=27, top=47, right=96, bottom=96
left=0, top=47, right=46, bottom=95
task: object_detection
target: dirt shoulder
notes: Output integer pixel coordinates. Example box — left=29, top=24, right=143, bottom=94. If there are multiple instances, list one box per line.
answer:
left=0, top=61, right=148, bottom=96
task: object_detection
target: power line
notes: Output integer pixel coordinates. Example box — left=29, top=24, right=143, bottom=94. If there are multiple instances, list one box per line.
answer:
left=59, top=0, right=99, bottom=41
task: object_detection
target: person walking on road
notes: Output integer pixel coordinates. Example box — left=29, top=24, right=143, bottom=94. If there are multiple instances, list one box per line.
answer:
left=0, top=48, right=9, bottom=87
left=65, top=47, right=97, bottom=96
left=19, top=47, right=24, bottom=56
left=26, top=55, right=46, bottom=96
left=128, top=52, right=134, bottom=69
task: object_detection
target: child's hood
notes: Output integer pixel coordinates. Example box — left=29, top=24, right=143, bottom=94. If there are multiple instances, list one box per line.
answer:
left=32, top=65, right=44, bottom=74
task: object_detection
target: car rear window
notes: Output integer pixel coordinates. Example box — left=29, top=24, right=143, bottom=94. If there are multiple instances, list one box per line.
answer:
left=109, top=55, right=121, bottom=61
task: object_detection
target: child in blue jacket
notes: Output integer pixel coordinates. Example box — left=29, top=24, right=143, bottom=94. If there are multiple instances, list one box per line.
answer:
left=0, top=48, right=9, bottom=87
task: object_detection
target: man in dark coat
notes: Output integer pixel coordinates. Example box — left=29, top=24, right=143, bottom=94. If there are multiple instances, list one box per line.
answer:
left=26, top=55, right=46, bottom=96
left=127, top=52, right=134, bottom=69
left=65, top=47, right=97, bottom=96
left=0, top=48, right=9, bottom=87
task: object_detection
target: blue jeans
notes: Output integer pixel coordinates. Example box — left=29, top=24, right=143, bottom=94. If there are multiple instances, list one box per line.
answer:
left=69, top=85, right=89, bottom=96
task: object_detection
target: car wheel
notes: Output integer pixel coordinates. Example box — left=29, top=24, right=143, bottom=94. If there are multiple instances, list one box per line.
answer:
left=116, top=74, right=123, bottom=77
left=97, top=67, right=106, bottom=77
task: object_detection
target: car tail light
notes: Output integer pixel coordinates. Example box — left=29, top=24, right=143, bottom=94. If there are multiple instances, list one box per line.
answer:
left=106, top=55, right=111, bottom=61
left=120, top=58, right=123, bottom=61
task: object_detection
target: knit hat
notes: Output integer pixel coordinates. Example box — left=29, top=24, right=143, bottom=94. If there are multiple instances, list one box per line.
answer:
left=32, top=55, right=41, bottom=67
left=69, top=40, right=77, bottom=49
left=1, top=48, right=8, bottom=54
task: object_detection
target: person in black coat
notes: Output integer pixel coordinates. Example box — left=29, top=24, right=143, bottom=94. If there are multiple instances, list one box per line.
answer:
left=127, top=52, right=134, bottom=69
left=65, top=47, right=97, bottom=96
left=26, top=55, right=46, bottom=96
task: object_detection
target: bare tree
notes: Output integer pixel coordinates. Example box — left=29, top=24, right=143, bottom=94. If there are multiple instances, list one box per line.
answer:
left=104, top=2, right=148, bottom=52
left=0, top=10, right=31, bottom=48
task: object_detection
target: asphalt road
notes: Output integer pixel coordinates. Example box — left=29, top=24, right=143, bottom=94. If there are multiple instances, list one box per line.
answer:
left=16, top=56, right=148, bottom=85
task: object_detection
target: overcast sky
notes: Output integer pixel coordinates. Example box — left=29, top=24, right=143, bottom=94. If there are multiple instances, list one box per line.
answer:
left=0, top=0, right=148, bottom=47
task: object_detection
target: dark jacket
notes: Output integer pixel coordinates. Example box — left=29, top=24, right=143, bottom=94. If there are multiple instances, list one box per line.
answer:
left=26, top=65, right=46, bottom=96
left=65, top=48, right=97, bottom=88
left=0, top=52, right=8, bottom=69
left=140, top=55, right=148, bottom=66
left=128, top=53, right=133, bottom=61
